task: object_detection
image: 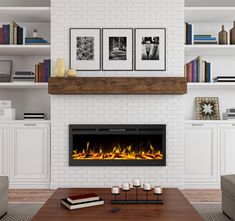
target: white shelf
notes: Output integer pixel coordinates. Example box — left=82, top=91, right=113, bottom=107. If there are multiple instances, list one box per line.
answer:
left=185, top=120, right=235, bottom=124
left=185, top=7, right=235, bottom=23
left=0, top=7, right=50, bottom=23
left=185, top=45, right=235, bottom=56
left=0, top=45, right=50, bottom=56
left=188, top=82, right=235, bottom=89
left=0, top=82, right=48, bottom=89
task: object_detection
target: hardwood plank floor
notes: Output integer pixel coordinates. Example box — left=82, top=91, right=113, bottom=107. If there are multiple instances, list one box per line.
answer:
left=8, top=189, right=222, bottom=203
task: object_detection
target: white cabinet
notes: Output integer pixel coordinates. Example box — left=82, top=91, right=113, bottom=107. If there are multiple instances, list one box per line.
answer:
left=185, top=123, right=220, bottom=188
left=0, top=123, right=9, bottom=176
left=9, top=122, right=50, bottom=188
left=220, top=123, right=235, bottom=175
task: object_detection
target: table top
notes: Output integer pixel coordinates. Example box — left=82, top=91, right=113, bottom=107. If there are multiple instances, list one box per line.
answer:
left=32, top=188, right=203, bottom=221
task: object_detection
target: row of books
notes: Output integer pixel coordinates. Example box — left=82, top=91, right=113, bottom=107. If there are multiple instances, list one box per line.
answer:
left=35, top=59, right=51, bottom=83
left=185, top=56, right=211, bottom=82
left=223, top=108, right=235, bottom=120
left=61, top=193, right=104, bottom=210
left=185, top=23, right=217, bottom=45
left=0, top=21, right=49, bottom=45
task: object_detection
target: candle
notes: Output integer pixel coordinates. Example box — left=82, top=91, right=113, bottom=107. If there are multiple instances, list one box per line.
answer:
left=111, top=186, right=120, bottom=195
left=154, top=186, right=162, bottom=194
left=122, top=183, right=130, bottom=191
left=133, top=179, right=141, bottom=187
left=143, top=183, right=151, bottom=191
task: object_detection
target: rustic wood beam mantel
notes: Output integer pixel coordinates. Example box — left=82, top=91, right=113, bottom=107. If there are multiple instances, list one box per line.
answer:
left=48, top=77, right=187, bottom=95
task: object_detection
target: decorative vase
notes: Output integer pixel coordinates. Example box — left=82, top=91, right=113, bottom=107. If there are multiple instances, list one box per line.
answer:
left=219, top=25, right=228, bottom=45
left=230, top=21, right=235, bottom=45
left=55, top=58, right=65, bottom=77
left=67, top=69, right=77, bottom=77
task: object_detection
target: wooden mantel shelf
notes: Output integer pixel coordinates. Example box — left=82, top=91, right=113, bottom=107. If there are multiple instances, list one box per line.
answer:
left=48, top=77, right=187, bottom=95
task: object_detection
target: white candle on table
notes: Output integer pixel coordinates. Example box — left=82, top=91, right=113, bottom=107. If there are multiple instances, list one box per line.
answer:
left=154, top=186, right=162, bottom=194
left=111, top=186, right=120, bottom=195
left=122, top=183, right=130, bottom=191
left=133, top=179, right=141, bottom=187
left=143, top=183, right=151, bottom=191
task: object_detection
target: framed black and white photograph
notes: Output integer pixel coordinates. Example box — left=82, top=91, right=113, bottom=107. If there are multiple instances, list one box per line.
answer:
left=102, top=28, right=133, bottom=71
left=135, top=28, right=166, bottom=71
left=70, top=28, right=101, bottom=71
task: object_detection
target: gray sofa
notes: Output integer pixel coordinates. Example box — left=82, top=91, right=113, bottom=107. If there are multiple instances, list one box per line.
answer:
left=221, top=174, right=235, bottom=220
left=0, top=176, right=8, bottom=218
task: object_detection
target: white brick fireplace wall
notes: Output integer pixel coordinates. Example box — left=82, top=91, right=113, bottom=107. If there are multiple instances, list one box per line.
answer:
left=50, top=0, right=185, bottom=189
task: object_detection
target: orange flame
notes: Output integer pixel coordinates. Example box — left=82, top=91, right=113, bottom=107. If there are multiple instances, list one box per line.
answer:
left=72, top=142, right=163, bottom=160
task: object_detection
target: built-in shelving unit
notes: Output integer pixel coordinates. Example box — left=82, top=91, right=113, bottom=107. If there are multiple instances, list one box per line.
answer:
left=185, top=0, right=235, bottom=121
left=0, top=0, right=51, bottom=120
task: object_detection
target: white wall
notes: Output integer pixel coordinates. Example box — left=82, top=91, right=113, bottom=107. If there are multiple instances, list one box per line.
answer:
left=50, top=0, right=185, bottom=189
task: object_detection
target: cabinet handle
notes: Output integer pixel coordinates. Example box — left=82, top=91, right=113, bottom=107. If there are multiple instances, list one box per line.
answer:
left=192, top=123, right=204, bottom=126
left=24, top=123, right=37, bottom=126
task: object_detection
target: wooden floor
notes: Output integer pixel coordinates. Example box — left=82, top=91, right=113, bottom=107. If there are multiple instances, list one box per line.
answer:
left=8, top=189, right=222, bottom=203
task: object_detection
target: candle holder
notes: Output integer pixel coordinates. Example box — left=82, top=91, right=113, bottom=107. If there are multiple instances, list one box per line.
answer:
left=122, top=189, right=130, bottom=201
left=144, top=189, right=151, bottom=201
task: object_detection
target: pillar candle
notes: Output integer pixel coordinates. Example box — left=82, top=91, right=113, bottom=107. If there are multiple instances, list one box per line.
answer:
left=133, top=179, right=141, bottom=186
left=143, top=183, right=151, bottom=191
left=122, top=183, right=130, bottom=191
left=154, top=186, right=162, bottom=194
left=111, top=186, right=120, bottom=195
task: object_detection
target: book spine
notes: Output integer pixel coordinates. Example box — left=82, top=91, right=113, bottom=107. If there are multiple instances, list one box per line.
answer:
left=188, top=62, right=192, bottom=82
left=39, top=63, right=44, bottom=82
left=0, top=28, right=2, bottom=44
left=43, top=59, right=51, bottom=82
left=2, top=25, right=10, bottom=44
left=205, top=62, right=208, bottom=82
left=191, top=60, right=196, bottom=82
left=188, top=24, right=192, bottom=45
left=23, top=27, right=26, bottom=45
left=208, top=63, right=211, bottom=82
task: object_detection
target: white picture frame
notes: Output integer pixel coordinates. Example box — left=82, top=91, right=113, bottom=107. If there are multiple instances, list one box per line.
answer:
left=70, top=28, right=101, bottom=71
left=102, top=28, right=133, bottom=71
left=135, top=28, right=166, bottom=71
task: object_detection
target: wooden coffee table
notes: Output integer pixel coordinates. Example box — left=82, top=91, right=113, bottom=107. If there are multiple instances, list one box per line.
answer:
left=32, top=188, right=203, bottom=221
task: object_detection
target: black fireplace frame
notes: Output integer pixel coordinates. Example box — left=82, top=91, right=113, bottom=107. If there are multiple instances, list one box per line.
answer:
left=69, top=124, right=166, bottom=166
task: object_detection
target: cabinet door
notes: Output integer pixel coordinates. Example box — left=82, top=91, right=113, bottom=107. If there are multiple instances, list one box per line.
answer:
left=10, top=122, right=50, bottom=185
left=0, top=123, right=9, bottom=176
left=185, top=123, right=219, bottom=186
left=220, top=124, right=235, bottom=175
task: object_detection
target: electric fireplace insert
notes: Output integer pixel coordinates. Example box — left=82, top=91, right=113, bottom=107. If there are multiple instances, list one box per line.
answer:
left=69, top=124, right=166, bottom=166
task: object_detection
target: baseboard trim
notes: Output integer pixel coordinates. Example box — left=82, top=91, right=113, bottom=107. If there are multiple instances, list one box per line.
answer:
left=9, top=183, right=50, bottom=189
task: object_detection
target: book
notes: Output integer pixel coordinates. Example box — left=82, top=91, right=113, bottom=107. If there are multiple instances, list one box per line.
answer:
left=10, top=21, right=18, bottom=45
left=61, top=198, right=104, bottom=210
left=43, top=59, right=51, bottom=82
left=67, top=193, right=99, bottom=204
left=2, top=25, right=10, bottom=44
left=17, top=26, right=23, bottom=45
left=38, top=63, right=44, bottom=82
left=0, top=28, right=2, bottom=44
left=192, top=60, right=197, bottom=82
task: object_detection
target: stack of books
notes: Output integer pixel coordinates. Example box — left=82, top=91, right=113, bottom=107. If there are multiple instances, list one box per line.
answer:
left=25, top=37, right=49, bottom=45
left=223, top=108, right=235, bottom=120
left=24, top=113, right=47, bottom=120
left=61, top=193, right=104, bottom=210
left=185, top=23, right=194, bottom=45
left=35, top=59, right=51, bottom=83
left=13, top=72, right=35, bottom=82
left=194, top=35, right=217, bottom=45
left=214, top=76, right=235, bottom=83
left=185, top=56, right=212, bottom=82
left=0, top=21, right=26, bottom=45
